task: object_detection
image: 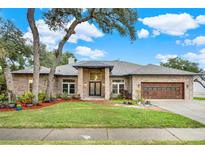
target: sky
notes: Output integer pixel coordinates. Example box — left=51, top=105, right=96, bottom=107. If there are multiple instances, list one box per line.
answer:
left=1, top=8, right=205, bottom=69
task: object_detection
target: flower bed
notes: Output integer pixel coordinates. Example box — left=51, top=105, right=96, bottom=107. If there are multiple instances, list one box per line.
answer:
left=0, top=99, right=109, bottom=112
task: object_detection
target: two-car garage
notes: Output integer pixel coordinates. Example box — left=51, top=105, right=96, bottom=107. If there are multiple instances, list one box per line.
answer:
left=141, top=82, right=184, bottom=99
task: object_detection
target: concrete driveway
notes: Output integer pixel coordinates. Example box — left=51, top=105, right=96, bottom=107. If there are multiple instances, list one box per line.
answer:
left=151, top=100, right=205, bottom=125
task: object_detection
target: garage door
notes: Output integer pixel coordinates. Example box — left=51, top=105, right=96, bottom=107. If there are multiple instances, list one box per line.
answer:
left=141, top=82, right=184, bottom=99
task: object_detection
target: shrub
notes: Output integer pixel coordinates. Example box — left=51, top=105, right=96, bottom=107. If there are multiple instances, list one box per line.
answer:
left=136, top=98, right=145, bottom=104
left=38, top=92, right=46, bottom=102
left=0, top=94, right=5, bottom=102
left=17, top=96, right=24, bottom=103
left=20, top=92, right=35, bottom=103
left=131, top=100, right=137, bottom=105
left=61, top=92, right=72, bottom=100
left=119, top=90, right=131, bottom=99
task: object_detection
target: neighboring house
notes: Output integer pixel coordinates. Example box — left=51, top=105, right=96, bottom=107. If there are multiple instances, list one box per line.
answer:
left=194, top=75, right=205, bottom=97
left=12, top=58, right=196, bottom=100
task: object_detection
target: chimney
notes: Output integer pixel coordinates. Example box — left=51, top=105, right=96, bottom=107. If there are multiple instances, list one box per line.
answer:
left=68, top=57, right=75, bottom=64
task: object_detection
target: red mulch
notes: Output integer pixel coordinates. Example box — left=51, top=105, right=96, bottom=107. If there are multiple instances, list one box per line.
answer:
left=0, top=99, right=110, bottom=112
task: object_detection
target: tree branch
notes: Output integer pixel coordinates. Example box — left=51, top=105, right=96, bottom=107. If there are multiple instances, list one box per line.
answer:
left=194, top=77, right=205, bottom=88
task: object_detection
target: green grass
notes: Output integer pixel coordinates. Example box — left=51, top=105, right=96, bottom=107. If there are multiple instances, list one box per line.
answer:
left=193, top=97, right=205, bottom=100
left=0, top=140, right=205, bottom=145
left=110, top=99, right=133, bottom=104
left=0, top=102, right=204, bottom=128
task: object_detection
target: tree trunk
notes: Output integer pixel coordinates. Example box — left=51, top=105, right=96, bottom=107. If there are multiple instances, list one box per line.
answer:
left=27, top=8, right=40, bottom=104
left=45, top=41, right=64, bottom=100
left=3, top=65, right=16, bottom=102
left=45, top=11, right=95, bottom=100
left=45, top=21, right=78, bottom=100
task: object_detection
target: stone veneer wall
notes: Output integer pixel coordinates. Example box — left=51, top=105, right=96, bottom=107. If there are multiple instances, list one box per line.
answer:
left=131, top=75, right=193, bottom=100
left=13, top=74, right=78, bottom=97
left=13, top=74, right=48, bottom=97
left=13, top=74, right=193, bottom=100
left=82, top=68, right=105, bottom=98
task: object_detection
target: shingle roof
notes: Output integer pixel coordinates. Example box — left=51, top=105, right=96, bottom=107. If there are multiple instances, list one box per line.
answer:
left=102, top=61, right=142, bottom=76
left=55, top=64, right=78, bottom=76
left=73, top=61, right=114, bottom=69
left=130, top=64, right=196, bottom=75
left=12, top=61, right=196, bottom=76
left=12, top=66, right=50, bottom=74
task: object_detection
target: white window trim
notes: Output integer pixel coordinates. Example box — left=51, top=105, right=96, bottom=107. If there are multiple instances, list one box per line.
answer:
left=112, top=80, right=125, bottom=95
left=62, top=81, right=76, bottom=95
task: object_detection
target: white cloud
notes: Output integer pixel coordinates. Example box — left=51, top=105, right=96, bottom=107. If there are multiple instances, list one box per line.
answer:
left=139, top=13, right=198, bottom=36
left=196, top=15, right=205, bottom=25
left=75, top=46, right=106, bottom=59
left=137, top=28, right=149, bottom=39
left=69, top=21, right=104, bottom=43
left=177, top=36, right=205, bottom=46
left=152, top=30, right=160, bottom=37
left=192, top=36, right=205, bottom=45
left=155, top=54, right=178, bottom=63
left=183, top=48, right=205, bottom=64
left=23, top=19, right=104, bottom=50
left=176, top=40, right=181, bottom=45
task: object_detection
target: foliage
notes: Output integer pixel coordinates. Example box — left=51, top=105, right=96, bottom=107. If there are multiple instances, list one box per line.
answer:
left=136, top=98, right=145, bottom=103
left=39, top=44, right=76, bottom=67
left=61, top=92, right=72, bottom=100
left=119, top=90, right=132, bottom=99
left=0, top=93, right=6, bottom=102
left=160, top=57, right=202, bottom=73
left=60, top=52, right=76, bottom=65
left=20, top=92, right=35, bottom=103
left=0, top=17, right=32, bottom=92
left=0, top=17, right=32, bottom=71
left=17, top=96, right=24, bottom=103
left=0, top=102, right=203, bottom=128
left=38, top=92, right=46, bottom=102
left=44, top=9, right=137, bottom=41
left=110, top=94, right=123, bottom=99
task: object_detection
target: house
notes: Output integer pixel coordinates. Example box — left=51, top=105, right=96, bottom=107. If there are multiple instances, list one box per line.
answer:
left=12, top=58, right=196, bottom=100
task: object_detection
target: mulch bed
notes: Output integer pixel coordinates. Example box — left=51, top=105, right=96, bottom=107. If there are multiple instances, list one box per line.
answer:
left=0, top=99, right=111, bottom=112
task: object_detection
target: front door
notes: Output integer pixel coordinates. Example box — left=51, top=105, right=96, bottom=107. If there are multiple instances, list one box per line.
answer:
left=89, top=82, right=101, bottom=96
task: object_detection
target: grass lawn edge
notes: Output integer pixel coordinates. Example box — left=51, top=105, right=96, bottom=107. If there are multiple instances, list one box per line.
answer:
left=0, top=140, right=205, bottom=145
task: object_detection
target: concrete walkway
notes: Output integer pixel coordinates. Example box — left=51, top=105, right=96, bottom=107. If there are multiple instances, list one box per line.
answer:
left=0, top=128, right=205, bottom=141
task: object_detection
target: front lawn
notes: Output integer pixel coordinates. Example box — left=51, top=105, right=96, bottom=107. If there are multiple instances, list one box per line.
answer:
left=0, top=102, right=204, bottom=128
left=193, top=97, right=205, bottom=100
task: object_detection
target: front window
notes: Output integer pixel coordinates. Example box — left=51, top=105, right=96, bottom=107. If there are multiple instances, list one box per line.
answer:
left=62, top=79, right=75, bottom=95
left=112, top=80, right=125, bottom=95
left=69, top=84, right=75, bottom=94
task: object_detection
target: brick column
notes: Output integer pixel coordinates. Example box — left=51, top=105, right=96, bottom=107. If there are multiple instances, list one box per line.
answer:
left=77, top=68, right=84, bottom=99
left=132, top=76, right=136, bottom=99
left=105, top=68, right=110, bottom=100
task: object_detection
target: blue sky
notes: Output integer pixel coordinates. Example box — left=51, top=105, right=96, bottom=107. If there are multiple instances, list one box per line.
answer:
left=1, top=8, right=205, bottom=69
